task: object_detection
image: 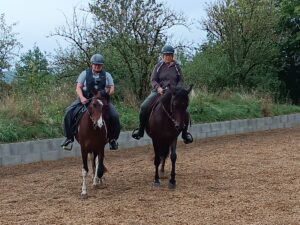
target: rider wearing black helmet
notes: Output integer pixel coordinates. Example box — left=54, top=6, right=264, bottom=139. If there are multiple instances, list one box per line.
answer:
left=61, top=53, right=120, bottom=150
left=132, top=45, right=193, bottom=144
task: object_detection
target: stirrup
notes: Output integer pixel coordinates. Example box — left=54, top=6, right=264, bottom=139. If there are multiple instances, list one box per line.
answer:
left=61, top=139, right=73, bottom=151
left=63, top=142, right=73, bottom=151
left=183, top=132, right=193, bottom=144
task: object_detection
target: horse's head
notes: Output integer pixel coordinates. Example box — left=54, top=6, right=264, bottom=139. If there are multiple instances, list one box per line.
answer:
left=165, top=85, right=193, bottom=131
left=87, top=97, right=105, bottom=129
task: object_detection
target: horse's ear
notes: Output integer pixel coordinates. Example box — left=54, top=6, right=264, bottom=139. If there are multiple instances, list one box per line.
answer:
left=91, top=86, right=98, bottom=96
left=187, top=84, right=193, bottom=94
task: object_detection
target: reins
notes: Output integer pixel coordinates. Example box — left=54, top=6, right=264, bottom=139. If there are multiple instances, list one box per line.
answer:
left=160, top=92, right=186, bottom=133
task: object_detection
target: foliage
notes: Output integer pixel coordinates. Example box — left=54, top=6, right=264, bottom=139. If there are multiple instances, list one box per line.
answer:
left=186, top=0, right=281, bottom=94
left=1, top=84, right=300, bottom=143
left=0, top=13, right=22, bottom=94
left=277, top=0, right=300, bottom=104
left=0, top=13, right=22, bottom=72
left=51, top=0, right=186, bottom=99
left=14, top=46, right=53, bottom=94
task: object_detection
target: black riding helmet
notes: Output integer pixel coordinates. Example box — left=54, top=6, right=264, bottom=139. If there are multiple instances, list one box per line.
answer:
left=90, top=54, right=105, bottom=64
left=161, top=45, right=175, bottom=54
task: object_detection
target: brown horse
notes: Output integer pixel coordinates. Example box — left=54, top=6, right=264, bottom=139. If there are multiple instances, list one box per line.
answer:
left=75, top=95, right=108, bottom=199
left=146, top=85, right=192, bottom=189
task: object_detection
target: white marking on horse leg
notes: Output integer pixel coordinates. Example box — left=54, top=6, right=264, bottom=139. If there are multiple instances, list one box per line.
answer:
left=93, top=155, right=99, bottom=186
left=81, top=168, right=88, bottom=196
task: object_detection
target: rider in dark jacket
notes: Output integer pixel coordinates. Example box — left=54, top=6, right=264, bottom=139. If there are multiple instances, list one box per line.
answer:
left=132, top=45, right=193, bottom=144
left=61, top=54, right=120, bottom=150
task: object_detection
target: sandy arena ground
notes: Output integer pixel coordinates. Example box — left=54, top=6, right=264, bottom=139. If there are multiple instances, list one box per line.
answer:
left=0, top=127, right=300, bottom=225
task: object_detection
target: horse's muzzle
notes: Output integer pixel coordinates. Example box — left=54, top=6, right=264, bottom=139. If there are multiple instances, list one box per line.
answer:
left=175, top=123, right=186, bottom=132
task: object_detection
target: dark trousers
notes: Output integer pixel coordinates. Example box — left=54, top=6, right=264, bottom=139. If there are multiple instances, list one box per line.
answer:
left=139, top=91, right=159, bottom=127
left=63, top=99, right=81, bottom=140
left=63, top=99, right=120, bottom=142
left=105, top=102, right=121, bottom=141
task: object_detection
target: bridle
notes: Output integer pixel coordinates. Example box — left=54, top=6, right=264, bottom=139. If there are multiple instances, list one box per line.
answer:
left=83, top=97, right=105, bottom=129
left=160, top=92, right=187, bottom=132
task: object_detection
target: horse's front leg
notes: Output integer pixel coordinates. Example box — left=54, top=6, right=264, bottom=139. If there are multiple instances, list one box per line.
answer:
left=169, top=139, right=177, bottom=189
left=81, top=151, right=89, bottom=199
left=93, top=154, right=100, bottom=187
left=93, top=151, right=105, bottom=188
left=154, top=153, right=161, bottom=186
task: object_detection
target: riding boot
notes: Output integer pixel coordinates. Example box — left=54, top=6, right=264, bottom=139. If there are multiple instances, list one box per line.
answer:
left=182, top=127, right=193, bottom=144
left=61, top=100, right=79, bottom=150
left=109, top=139, right=119, bottom=150
left=132, top=110, right=147, bottom=140
left=106, top=103, right=120, bottom=150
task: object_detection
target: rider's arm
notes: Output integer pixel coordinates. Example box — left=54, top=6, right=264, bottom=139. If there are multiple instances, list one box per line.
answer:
left=176, top=64, right=183, bottom=87
left=150, top=63, right=161, bottom=90
left=106, top=85, right=115, bottom=96
left=105, top=72, right=115, bottom=96
left=76, top=83, right=88, bottom=104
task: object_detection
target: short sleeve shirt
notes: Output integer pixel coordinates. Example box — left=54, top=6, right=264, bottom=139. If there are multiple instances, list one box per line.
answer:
left=76, top=70, right=114, bottom=92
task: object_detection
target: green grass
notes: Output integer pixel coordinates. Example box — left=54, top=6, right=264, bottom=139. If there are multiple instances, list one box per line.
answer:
left=0, top=91, right=300, bottom=143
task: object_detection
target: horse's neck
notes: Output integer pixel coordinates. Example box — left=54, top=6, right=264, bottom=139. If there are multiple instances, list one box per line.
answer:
left=159, top=92, right=172, bottom=112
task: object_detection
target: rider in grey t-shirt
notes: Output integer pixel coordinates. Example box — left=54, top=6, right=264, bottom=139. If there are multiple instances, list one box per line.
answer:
left=61, top=54, right=120, bottom=150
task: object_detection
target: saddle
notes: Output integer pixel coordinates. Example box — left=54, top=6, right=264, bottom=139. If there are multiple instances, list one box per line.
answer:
left=72, top=104, right=88, bottom=135
left=72, top=101, right=110, bottom=135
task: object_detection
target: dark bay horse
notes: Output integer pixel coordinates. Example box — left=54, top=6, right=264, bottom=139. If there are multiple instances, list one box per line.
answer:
left=146, top=85, right=193, bottom=189
left=75, top=95, right=108, bottom=199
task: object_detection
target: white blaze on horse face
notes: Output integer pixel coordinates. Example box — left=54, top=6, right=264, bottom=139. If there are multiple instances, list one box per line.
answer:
left=96, top=99, right=104, bottom=128
left=97, top=116, right=103, bottom=128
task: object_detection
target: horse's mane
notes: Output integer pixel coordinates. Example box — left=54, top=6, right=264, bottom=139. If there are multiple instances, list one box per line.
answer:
left=160, top=86, right=189, bottom=104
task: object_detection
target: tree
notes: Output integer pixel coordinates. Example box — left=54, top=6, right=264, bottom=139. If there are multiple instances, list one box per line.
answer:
left=0, top=13, right=22, bottom=74
left=277, top=0, right=300, bottom=104
left=51, top=0, right=186, bottom=99
left=14, top=46, right=52, bottom=94
left=199, top=0, right=281, bottom=93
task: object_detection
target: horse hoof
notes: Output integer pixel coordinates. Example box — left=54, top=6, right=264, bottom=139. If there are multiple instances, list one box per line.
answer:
left=168, top=181, right=176, bottom=189
left=80, top=193, right=88, bottom=199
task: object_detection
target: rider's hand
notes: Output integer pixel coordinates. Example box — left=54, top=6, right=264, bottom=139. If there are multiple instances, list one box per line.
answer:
left=80, top=97, right=89, bottom=104
left=157, top=87, right=164, bottom=95
left=100, top=90, right=108, bottom=98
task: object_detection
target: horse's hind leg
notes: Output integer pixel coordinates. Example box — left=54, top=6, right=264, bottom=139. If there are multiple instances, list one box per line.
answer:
left=160, top=157, right=167, bottom=178
left=169, top=140, right=177, bottom=189
left=81, top=151, right=89, bottom=199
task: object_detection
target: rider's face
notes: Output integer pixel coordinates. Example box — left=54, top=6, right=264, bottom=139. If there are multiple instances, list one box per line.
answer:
left=163, top=54, right=174, bottom=64
left=92, top=64, right=103, bottom=73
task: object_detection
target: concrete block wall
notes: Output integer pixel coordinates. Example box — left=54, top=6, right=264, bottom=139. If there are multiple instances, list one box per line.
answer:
left=1, top=113, right=300, bottom=166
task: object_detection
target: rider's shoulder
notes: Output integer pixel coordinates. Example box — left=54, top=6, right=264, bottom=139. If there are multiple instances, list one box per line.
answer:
left=78, top=70, right=87, bottom=78
left=174, top=60, right=181, bottom=66
left=105, top=71, right=112, bottom=77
